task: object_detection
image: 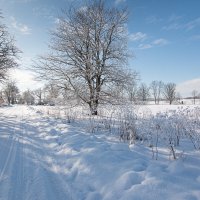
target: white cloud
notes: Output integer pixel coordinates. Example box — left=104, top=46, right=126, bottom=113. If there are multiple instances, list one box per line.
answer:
left=163, top=16, right=200, bottom=31
left=146, top=15, right=162, bottom=24
left=138, top=38, right=168, bottom=50
left=9, top=69, right=44, bottom=92
left=162, top=14, right=183, bottom=30
left=8, top=55, right=45, bottom=92
left=115, top=0, right=126, bottom=4
left=138, top=44, right=152, bottom=50
left=162, top=23, right=181, bottom=31
left=5, top=49, right=46, bottom=92
left=168, top=14, right=182, bottom=22
left=176, top=78, right=200, bottom=97
left=185, top=17, right=200, bottom=30
left=32, top=6, right=55, bottom=20
left=129, top=32, right=147, bottom=42
left=11, top=17, right=31, bottom=35
left=152, top=38, right=169, bottom=46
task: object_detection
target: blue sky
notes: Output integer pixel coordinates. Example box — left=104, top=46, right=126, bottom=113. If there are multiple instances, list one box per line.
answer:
left=1, top=0, right=200, bottom=96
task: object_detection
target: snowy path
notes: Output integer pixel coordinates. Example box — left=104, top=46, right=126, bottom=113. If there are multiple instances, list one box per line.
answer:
left=0, top=105, right=200, bottom=200
left=0, top=107, right=73, bottom=200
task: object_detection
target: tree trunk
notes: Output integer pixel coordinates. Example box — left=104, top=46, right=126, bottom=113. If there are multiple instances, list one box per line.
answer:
left=89, top=102, right=98, bottom=115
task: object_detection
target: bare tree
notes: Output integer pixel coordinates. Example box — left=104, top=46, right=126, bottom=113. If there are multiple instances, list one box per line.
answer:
left=175, top=92, right=182, bottom=104
left=23, top=90, right=35, bottom=105
left=191, top=90, right=198, bottom=104
left=44, top=83, right=60, bottom=105
left=3, top=81, right=19, bottom=104
left=0, top=12, right=20, bottom=81
left=137, top=83, right=150, bottom=104
left=33, top=0, right=136, bottom=115
left=118, top=73, right=139, bottom=103
left=127, top=82, right=138, bottom=103
left=163, top=83, right=176, bottom=105
left=33, top=88, right=43, bottom=105
left=0, top=90, right=5, bottom=105
left=150, top=80, right=163, bottom=104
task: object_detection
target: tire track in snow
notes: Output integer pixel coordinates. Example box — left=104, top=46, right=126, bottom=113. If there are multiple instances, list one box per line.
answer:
left=8, top=114, right=25, bottom=200
left=4, top=115, right=24, bottom=200
left=0, top=121, right=17, bottom=182
left=0, top=120, right=20, bottom=200
left=0, top=111, right=26, bottom=200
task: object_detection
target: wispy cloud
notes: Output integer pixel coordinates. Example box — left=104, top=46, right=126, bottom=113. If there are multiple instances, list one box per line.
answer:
left=176, top=78, right=200, bottom=97
left=168, top=14, right=182, bottom=22
left=115, top=0, right=126, bottom=5
left=163, top=15, right=200, bottom=31
left=146, top=15, right=162, bottom=24
left=138, top=38, right=169, bottom=50
left=185, top=17, right=200, bottom=30
left=162, top=23, right=181, bottom=31
left=138, top=44, right=152, bottom=50
left=152, top=38, right=169, bottom=46
left=10, top=17, right=31, bottom=35
left=33, top=6, right=56, bottom=20
left=129, top=32, right=147, bottom=42
left=163, top=14, right=183, bottom=30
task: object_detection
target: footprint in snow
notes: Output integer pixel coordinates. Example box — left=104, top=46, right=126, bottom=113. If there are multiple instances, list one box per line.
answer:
left=50, top=128, right=57, bottom=135
left=55, top=138, right=62, bottom=145
left=116, top=171, right=144, bottom=190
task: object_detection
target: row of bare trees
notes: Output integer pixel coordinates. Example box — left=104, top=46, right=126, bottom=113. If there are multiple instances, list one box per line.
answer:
left=2, top=76, right=199, bottom=106
left=0, top=80, right=59, bottom=105
left=130, top=81, right=177, bottom=105
left=0, top=78, right=179, bottom=106
left=191, top=90, right=200, bottom=104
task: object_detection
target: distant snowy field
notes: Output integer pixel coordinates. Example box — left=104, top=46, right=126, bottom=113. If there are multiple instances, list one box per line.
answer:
left=0, top=104, right=200, bottom=200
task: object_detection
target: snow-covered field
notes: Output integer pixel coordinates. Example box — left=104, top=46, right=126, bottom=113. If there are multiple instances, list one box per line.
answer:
left=0, top=105, right=200, bottom=200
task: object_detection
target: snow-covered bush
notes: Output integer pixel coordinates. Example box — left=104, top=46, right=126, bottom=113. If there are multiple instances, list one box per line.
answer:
left=117, top=108, right=139, bottom=144
left=41, top=104, right=200, bottom=160
left=135, top=106, right=200, bottom=159
left=64, top=108, right=77, bottom=123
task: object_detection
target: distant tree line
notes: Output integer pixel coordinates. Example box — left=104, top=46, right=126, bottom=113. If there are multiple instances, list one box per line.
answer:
left=1, top=77, right=199, bottom=106
left=0, top=80, right=60, bottom=106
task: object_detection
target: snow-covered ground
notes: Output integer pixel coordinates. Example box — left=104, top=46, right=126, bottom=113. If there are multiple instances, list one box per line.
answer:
left=0, top=105, right=200, bottom=200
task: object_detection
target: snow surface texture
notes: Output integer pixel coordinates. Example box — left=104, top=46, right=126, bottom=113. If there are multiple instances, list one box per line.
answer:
left=0, top=105, right=200, bottom=200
